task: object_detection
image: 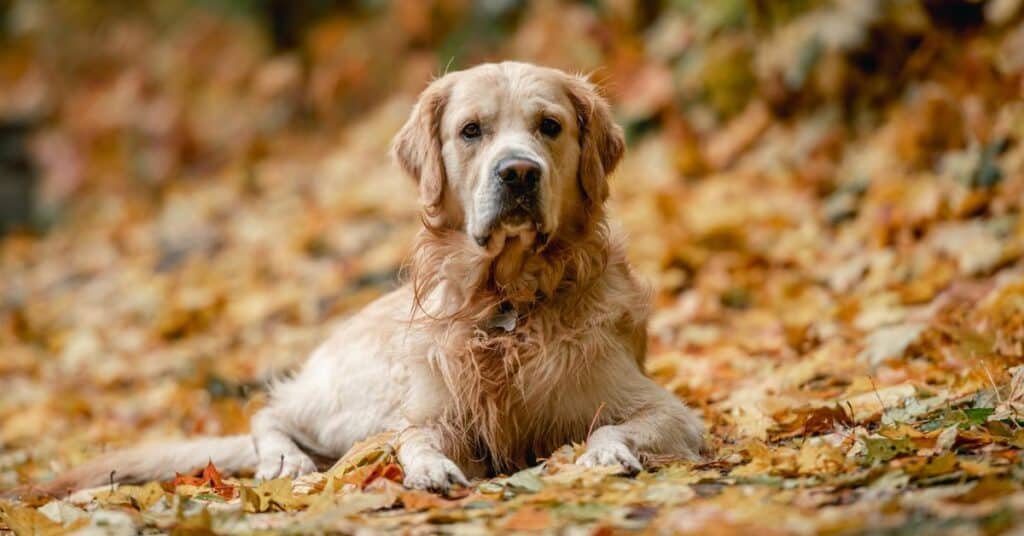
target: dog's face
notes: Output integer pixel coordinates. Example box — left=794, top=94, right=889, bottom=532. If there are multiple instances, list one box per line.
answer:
left=394, top=62, right=624, bottom=256
left=439, top=66, right=580, bottom=251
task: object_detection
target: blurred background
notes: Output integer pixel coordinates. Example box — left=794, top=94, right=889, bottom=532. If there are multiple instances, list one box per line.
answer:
left=1, top=0, right=1023, bottom=501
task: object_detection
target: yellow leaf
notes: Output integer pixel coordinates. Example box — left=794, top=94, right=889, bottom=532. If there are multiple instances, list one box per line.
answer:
left=0, top=501, right=68, bottom=536
left=94, top=481, right=167, bottom=511
left=903, top=452, right=958, bottom=478
left=304, top=488, right=398, bottom=516
left=242, top=478, right=308, bottom=513
left=326, top=431, right=398, bottom=479
left=797, top=441, right=847, bottom=475
left=732, top=441, right=798, bottom=478
left=171, top=484, right=206, bottom=499
left=952, top=477, right=1021, bottom=504
left=174, top=506, right=212, bottom=532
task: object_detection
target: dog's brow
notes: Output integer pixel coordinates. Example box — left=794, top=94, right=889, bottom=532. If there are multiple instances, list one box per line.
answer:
left=518, top=98, right=569, bottom=122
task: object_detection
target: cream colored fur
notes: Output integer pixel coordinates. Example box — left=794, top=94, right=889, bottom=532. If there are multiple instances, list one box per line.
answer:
left=29, top=62, right=705, bottom=497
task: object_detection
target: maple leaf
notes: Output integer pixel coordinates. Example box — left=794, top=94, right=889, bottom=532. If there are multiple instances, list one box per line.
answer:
left=170, top=461, right=236, bottom=500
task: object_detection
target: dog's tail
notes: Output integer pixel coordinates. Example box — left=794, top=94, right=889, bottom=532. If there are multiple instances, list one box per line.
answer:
left=26, top=435, right=257, bottom=498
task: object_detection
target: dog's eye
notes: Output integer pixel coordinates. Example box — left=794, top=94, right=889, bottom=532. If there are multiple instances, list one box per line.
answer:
left=461, top=122, right=482, bottom=140
left=539, top=117, right=562, bottom=138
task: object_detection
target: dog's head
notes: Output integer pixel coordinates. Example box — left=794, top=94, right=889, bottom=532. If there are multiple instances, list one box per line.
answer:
left=393, top=62, right=624, bottom=256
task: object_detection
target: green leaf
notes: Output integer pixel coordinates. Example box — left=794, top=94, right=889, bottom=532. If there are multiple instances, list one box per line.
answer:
left=863, top=437, right=916, bottom=464
left=498, top=466, right=545, bottom=494
left=963, top=408, right=995, bottom=427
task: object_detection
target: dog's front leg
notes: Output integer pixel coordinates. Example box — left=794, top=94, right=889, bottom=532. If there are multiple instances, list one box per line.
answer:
left=578, top=381, right=705, bottom=473
left=251, top=408, right=317, bottom=479
left=396, top=426, right=469, bottom=492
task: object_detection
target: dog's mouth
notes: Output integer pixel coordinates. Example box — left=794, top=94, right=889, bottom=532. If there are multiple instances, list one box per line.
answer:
left=474, top=219, right=549, bottom=256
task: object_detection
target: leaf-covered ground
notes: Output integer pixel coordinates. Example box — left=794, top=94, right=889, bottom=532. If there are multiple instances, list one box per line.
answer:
left=2, top=1, right=1024, bottom=534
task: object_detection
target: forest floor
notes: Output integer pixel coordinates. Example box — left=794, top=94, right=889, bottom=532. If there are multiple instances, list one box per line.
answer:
left=2, top=2, right=1024, bottom=534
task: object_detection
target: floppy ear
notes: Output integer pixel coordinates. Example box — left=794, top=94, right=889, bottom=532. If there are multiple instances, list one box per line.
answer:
left=392, top=77, right=451, bottom=224
left=565, top=76, right=625, bottom=206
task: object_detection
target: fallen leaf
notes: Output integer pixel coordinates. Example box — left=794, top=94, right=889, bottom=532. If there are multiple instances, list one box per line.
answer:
left=171, top=461, right=236, bottom=500
left=502, top=506, right=553, bottom=531
left=241, top=478, right=306, bottom=513
left=497, top=466, right=545, bottom=494
left=949, top=477, right=1021, bottom=504
left=863, top=436, right=916, bottom=464
left=399, top=490, right=458, bottom=511
left=0, top=500, right=71, bottom=535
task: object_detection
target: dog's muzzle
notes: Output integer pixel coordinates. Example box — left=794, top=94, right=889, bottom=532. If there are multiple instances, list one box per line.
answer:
left=494, top=156, right=542, bottom=225
left=471, top=154, right=549, bottom=251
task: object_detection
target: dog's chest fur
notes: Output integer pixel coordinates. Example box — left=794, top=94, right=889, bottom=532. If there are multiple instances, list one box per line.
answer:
left=430, top=264, right=648, bottom=473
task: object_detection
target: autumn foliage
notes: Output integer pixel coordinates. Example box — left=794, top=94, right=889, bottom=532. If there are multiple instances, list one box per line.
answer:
left=2, top=0, right=1024, bottom=533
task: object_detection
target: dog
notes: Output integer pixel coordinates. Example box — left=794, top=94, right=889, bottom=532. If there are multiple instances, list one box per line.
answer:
left=31, top=62, right=706, bottom=496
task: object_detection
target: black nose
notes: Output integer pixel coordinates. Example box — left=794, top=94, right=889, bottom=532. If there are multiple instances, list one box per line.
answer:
left=495, top=157, right=541, bottom=187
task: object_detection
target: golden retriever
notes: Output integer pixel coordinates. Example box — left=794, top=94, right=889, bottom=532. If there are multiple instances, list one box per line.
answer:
left=32, top=62, right=705, bottom=496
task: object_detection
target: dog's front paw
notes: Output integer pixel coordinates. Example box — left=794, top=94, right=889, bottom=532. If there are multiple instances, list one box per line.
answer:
left=256, top=447, right=317, bottom=480
left=577, top=441, right=643, bottom=474
left=402, top=453, right=469, bottom=492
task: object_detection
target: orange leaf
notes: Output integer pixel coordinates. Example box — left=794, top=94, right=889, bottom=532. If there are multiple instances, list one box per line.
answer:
left=171, top=473, right=205, bottom=488
left=200, top=461, right=225, bottom=487
left=338, top=461, right=405, bottom=490
left=503, top=506, right=552, bottom=531
left=399, top=490, right=457, bottom=511
left=171, top=461, right=237, bottom=499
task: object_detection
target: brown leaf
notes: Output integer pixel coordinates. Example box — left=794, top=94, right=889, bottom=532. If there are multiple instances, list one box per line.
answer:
left=950, top=477, right=1021, bottom=504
